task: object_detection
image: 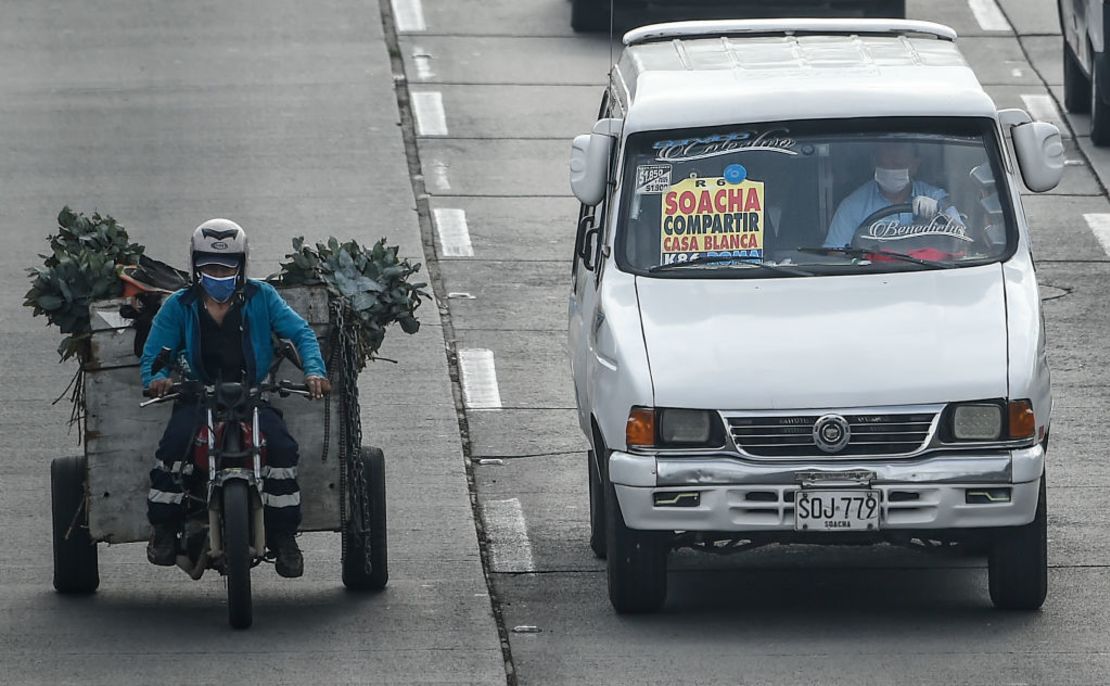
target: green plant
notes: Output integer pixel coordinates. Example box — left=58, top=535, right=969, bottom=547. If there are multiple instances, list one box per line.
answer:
left=273, top=236, right=428, bottom=371
left=24, top=207, right=144, bottom=360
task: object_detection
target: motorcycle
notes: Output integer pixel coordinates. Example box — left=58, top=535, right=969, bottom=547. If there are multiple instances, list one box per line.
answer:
left=140, top=344, right=310, bottom=629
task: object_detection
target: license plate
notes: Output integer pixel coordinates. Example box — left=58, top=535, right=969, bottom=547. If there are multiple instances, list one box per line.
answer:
left=794, top=490, right=880, bottom=532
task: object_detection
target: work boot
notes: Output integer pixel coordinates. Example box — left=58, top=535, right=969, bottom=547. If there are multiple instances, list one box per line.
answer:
left=270, top=532, right=304, bottom=578
left=146, top=524, right=178, bottom=566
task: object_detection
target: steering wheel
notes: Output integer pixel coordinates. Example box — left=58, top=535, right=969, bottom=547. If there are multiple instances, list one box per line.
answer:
left=852, top=202, right=915, bottom=245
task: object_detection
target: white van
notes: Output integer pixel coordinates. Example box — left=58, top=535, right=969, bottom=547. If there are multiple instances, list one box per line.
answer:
left=567, top=19, right=1064, bottom=614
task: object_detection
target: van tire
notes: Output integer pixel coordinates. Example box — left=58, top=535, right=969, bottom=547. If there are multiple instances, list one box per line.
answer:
left=588, top=450, right=606, bottom=559
left=571, top=0, right=610, bottom=33
left=1091, top=55, right=1110, bottom=145
left=1064, top=42, right=1091, bottom=113
left=988, top=477, right=1047, bottom=611
left=606, top=481, right=667, bottom=613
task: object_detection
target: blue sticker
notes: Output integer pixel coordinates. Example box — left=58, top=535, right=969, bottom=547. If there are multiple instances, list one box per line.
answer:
left=724, top=164, right=747, bottom=184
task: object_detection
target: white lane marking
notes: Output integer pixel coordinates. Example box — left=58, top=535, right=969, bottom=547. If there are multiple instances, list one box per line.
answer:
left=433, top=208, right=474, bottom=257
left=968, top=0, right=1012, bottom=32
left=391, top=0, right=426, bottom=32
left=484, top=498, right=535, bottom=573
left=1021, top=94, right=1066, bottom=131
left=413, top=47, right=435, bottom=81
left=1011, top=67, right=1023, bottom=78
left=1083, top=214, right=1110, bottom=256
left=458, top=348, right=502, bottom=409
left=431, top=159, right=451, bottom=191
left=412, top=91, right=448, bottom=136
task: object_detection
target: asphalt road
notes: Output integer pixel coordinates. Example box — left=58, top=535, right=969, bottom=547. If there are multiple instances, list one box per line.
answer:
left=3, top=0, right=1109, bottom=684
left=395, top=0, right=1110, bottom=684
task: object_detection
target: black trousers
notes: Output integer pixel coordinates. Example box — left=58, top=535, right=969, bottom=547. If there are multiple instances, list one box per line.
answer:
left=147, top=401, right=302, bottom=536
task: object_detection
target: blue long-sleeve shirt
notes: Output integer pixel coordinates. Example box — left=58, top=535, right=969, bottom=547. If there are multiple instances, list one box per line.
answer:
left=824, top=179, right=960, bottom=248
left=140, top=279, right=327, bottom=387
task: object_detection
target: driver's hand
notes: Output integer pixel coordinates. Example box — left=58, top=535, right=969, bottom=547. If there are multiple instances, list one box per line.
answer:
left=912, top=195, right=940, bottom=218
left=306, top=375, right=332, bottom=400
left=148, top=378, right=174, bottom=397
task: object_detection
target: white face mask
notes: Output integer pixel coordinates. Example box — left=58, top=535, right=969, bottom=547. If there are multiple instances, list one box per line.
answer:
left=874, top=167, right=911, bottom=194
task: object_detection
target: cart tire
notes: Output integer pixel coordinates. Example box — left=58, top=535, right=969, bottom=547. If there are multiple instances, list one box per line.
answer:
left=223, top=480, right=253, bottom=629
left=988, top=477, right=1048, bottom=611
left=51, top=456, right=99, bottom=594
left=342, top=447, right=388, bottom=590
left=588, top=450, right=606, bottom=559
left=606, top=480, right=668, bottom=614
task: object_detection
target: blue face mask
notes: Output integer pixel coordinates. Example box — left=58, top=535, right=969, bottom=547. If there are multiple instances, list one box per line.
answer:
left=199, top=273, right=237, bottom=303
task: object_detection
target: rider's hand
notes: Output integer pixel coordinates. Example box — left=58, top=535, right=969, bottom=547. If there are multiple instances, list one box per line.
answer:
left=148, top=378, right=174, bottom=397
left=912, top=195, right=940, bottom=218
left=306, top=375, right=331, bottom=400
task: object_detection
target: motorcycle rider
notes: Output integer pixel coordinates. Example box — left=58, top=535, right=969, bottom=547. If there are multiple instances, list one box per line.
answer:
left=824, top=141, right=963, bottom=248
left=140, top=219, right=331, bottom=578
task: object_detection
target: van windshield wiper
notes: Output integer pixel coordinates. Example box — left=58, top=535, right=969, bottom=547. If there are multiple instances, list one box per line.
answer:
left=649, top=255, right=813, bottom=276
left=796, top=246, right=951, bottom=268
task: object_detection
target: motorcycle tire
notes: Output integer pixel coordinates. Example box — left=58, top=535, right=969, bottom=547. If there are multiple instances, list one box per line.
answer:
left=51, top=456, right=99, bottom=594
left=223, top=480, right=253, bottom=629
left=342, top=447, right=388, bottom=590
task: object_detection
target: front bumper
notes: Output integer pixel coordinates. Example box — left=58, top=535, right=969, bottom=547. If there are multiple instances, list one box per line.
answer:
left=609, top=446, right=1043, bottom=532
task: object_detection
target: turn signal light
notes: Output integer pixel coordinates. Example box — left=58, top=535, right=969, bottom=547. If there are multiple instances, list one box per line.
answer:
left=626, top=407, right=656, bottom=448
left=1008, top=400, right=1036, bottom=440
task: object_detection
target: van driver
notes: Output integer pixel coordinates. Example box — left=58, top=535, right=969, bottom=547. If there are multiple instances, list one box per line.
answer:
left=824, top=141, right=963, bottom=248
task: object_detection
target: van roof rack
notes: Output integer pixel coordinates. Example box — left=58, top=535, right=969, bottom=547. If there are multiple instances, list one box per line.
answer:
left=622, top=19, right=958, bottom=46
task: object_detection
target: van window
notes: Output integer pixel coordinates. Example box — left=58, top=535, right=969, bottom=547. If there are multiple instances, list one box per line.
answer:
left=616, top=118, right=1016, bottom=277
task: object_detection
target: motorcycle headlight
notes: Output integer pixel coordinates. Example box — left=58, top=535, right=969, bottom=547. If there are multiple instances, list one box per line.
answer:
left=951, top=403, right=1003, bottom=441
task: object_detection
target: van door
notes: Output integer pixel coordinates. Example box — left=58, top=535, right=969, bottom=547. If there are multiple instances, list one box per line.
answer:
left=569, top=94, right=615, bottom=434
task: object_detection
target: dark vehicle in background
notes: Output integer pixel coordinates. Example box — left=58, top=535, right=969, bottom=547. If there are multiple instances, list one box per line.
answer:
left=571, top=0, right=906, bottom=32
left=1060, top=0, right=1110, bottom=144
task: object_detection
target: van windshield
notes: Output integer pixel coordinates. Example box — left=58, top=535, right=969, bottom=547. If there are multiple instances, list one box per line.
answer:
left=616, top=119, right=1016, bottom=277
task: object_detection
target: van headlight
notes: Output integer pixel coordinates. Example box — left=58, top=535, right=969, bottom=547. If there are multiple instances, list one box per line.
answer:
left=952, top=404, right=1003, bottom=440
left=626, top=407, right=725, bottom=449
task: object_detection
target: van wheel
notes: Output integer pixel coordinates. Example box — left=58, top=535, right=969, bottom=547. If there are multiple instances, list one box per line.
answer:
left=1091, top=56, right=1110, bottom=145
left=51, top=456, right=99, bottom=594
left=571, top=0, right=610, bottom=32
left=605, top=481, right=667, bottom=613
left=988, top=477, right=1047, bottom=610
left=588, top=450, right=606, bottom=559
left=1064, top=42, right=1092, bottom=113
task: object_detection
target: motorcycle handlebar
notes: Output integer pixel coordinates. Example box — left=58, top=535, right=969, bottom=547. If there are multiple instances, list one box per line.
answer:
left=140, top=380, right=313, bottom=407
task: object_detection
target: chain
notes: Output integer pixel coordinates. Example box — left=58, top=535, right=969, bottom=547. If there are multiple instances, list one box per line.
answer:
left=329, top=301, right=372, bottom=574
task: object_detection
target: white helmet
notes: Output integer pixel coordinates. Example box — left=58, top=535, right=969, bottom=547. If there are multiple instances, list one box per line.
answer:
left=189, top=218, right=249, bottom=283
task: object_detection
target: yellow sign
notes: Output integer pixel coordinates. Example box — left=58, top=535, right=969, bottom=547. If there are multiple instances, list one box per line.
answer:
left=660, top=176, right=764, bottom=264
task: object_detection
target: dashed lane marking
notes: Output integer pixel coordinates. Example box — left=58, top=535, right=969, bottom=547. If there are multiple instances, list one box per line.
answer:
left=413, top=48, right=435, bottom=81
left=1084, top=214, right=1110, bottom=256
left=412, top=91, right=447, bottom=136
left=391, top=0, right=426, bottom=32
left=433, top=208, right=474, bottom=257
left=458, top=348, right=502, bottom=409
left=1021, top=94, right=1066, bottom=133
left=484, top=498, right=535, bottom=573
left=431, top=159, right=451, bottom=191
left=968, top=0, right=1012, bottom=32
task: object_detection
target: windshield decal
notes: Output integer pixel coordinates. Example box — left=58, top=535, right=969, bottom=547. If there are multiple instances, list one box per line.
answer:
left=660, top=176, right=764, bottom=264
left=653, top=129, right=797, bottom=162
left=634, top=164, right=672, bottom=194
left=863, top=216, right=973, bottom=243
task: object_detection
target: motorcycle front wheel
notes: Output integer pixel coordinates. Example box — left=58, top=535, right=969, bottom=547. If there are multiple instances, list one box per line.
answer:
left=223, top=480, right=253, bottom=629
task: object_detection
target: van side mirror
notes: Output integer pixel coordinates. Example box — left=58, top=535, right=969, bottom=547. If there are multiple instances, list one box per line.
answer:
left=1010, top=120, right=1064, bottom=192
left=569, top=118, right=621, bottom=206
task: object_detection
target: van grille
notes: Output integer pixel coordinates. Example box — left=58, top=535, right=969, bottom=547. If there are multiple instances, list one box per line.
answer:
left=728, top=412, right=936, bottom=458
